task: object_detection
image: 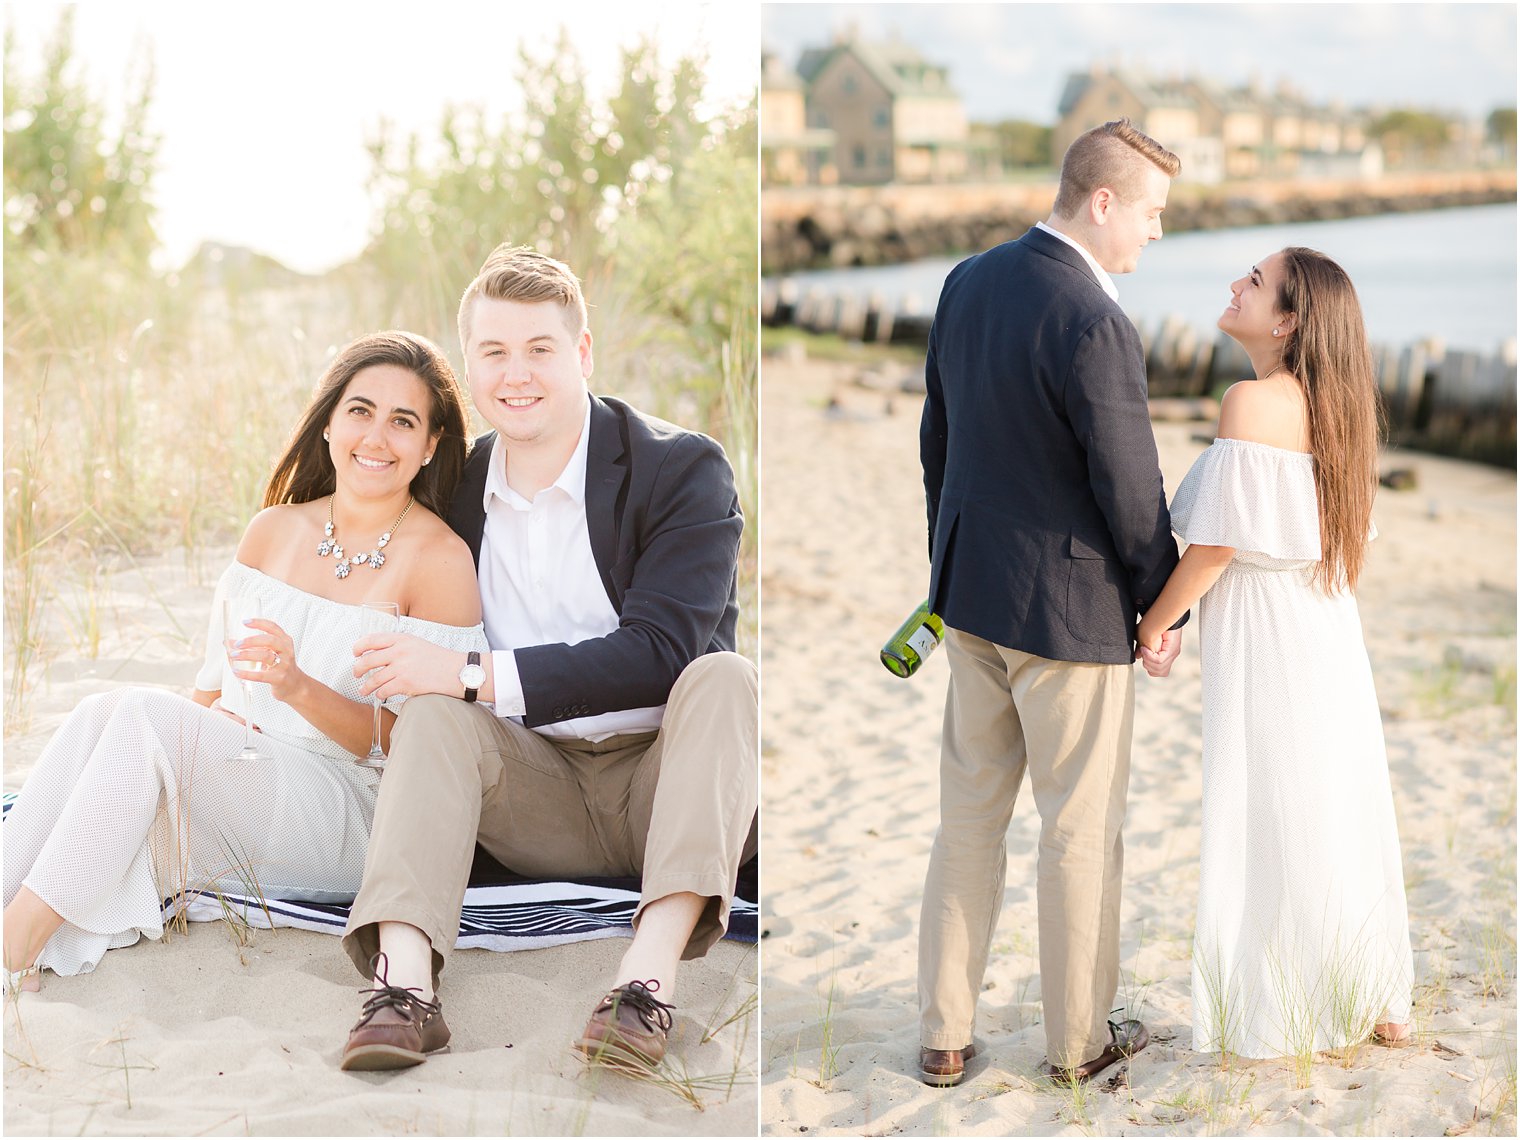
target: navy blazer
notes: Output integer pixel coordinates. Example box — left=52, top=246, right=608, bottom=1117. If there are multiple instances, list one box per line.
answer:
left=920, top=226, right=1180, bottom=665
left=449, top=393, right=741, bottom=728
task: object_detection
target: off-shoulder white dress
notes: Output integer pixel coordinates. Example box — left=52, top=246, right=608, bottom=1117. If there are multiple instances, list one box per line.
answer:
left=1171, top=438, right=1413, bottom=1058
left=3, top=561, right=487, bottom=978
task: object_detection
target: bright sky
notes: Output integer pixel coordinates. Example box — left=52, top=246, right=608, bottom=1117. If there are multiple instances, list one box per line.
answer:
left=763, top=3, right=1517, bottom=124
left=4, top=1, right=758, bottom=273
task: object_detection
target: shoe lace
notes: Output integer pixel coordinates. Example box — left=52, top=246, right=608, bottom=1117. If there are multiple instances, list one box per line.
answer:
left=358, top=951, right=440, bottom=1023
left=603, top=978, right=675, bottom=1034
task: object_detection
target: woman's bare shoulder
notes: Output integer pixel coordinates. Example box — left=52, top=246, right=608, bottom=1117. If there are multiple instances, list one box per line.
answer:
left=1217, top=377, right=1310, bottom=451
left=236, top=502, right=323, bottom=568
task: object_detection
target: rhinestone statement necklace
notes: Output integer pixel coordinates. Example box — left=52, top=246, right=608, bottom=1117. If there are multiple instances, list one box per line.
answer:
left=317, top=495, right=414, bottom=578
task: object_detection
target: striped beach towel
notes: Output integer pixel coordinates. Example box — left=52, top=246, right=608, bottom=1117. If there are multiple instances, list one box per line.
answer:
left=2, top=793, right=756, bottom=950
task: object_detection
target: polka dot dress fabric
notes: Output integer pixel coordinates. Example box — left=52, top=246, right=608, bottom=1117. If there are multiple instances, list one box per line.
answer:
left=1171, top=439, right=1414, bottom=1058
left=2, top=561, right=486, bottom=978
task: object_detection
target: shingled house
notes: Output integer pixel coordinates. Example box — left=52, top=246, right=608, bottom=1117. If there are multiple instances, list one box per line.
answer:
left=795, top=34, right=974, bottom=185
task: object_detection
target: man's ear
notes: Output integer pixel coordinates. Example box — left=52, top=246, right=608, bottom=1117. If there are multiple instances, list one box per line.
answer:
left=1089, top=186, right=1116, bottom=227
left=579, top=328, right=594, bottom=381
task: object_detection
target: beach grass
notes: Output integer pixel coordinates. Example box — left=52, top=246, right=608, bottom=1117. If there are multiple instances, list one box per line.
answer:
left=82, top=1027, right=157, bottom=1111
left=1048, top=1065, right=1097, bottom=1129
left=1116, top=919, right=1155, bottom=1030
left=1152, top=1068, right=1262, bottom=1134
left=814, top=953, right=844, bottom=1086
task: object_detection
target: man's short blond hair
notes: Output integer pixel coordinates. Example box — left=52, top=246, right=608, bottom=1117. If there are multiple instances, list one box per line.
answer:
left=456, top=243, right=589, bottom=349
left=1052, top=118, right=1181, bottom=219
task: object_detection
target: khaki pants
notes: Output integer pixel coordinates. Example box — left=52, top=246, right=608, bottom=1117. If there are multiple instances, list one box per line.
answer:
left=342, top=652, right=758, bottom=984
left=918, top=628, right=1134, bottom=1071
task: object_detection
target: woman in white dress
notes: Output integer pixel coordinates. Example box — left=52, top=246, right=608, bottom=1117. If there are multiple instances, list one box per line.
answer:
left=4, top=330, right=487, bottom=991
left=1136, top=247, right=1413, bottom=1058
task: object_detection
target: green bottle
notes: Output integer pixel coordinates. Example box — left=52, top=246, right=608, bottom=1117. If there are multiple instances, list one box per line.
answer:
left=881, top=600, right=945, bottom=678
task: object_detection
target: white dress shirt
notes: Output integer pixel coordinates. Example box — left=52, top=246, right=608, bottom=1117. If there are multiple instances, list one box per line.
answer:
left=1035, top=220, right=1119, bottom=302
left=478, top=398, right=665, bottom=740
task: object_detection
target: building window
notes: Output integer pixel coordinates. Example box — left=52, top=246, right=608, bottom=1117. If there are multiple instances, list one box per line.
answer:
left=879, top=148, right=891, bottom=168
left=874, top=108, right=889, bottom=128
left=853, top=144, right=866, bottom=170
left=843, top=74, right=857, bottom=95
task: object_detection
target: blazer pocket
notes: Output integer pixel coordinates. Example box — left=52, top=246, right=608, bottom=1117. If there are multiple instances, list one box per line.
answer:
left=1063, top=532, right=1128, bottom=646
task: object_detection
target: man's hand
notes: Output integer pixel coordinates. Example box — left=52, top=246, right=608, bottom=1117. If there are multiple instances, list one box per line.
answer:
left=1136, top=628, right=1183, bottom=679
left=354, top=632, right=464, bottom=701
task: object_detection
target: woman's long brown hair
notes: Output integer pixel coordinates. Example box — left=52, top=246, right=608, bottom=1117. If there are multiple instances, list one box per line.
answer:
left=1275, top=247, right=1383, bottom=592
left=263, top=331, right=470, bottom=517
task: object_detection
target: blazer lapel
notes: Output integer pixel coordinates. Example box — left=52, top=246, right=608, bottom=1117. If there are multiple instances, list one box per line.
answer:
left=450, top=431, right=495, bottom=565
left=583, top=395, right=628, bottom=608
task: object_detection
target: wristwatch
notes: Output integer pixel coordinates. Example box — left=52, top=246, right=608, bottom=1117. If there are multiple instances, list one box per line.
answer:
left=458, top=651, right=485, bottom=703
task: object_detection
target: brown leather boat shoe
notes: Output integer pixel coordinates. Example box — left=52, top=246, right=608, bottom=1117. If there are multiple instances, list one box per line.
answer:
left=920, top=1042, right=977, bottom=1087
left=572, top=979, right=675, bottom=1068
left=340, top=953, right=451, bottom=1072
left=1045, top=1019, right=1149, bottom=1084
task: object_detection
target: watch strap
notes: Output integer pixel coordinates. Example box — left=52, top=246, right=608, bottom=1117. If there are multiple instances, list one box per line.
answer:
left=463, top=650, right=481, bottom=703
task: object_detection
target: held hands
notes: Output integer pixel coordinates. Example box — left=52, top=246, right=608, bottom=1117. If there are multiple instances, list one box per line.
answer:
left=228, top=618, right=308, bottom=703
left=1134, top=625, right=1183, bottom=679
left=353, top=632, right=462, bottom=701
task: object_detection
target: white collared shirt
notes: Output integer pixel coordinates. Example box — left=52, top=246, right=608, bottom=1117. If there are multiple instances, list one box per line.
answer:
left=1035, top=220, right=1119, bottom=302
left=478, top=397, right=665, bottom=740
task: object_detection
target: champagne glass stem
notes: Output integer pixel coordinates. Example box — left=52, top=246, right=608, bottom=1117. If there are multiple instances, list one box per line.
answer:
left=370, top=694, right=384, bottom=759
left=223, top=595, right=268, bottom=762
left=356, top=601, right=398, bottom=770
left=243, top=680, right=257, bottom=753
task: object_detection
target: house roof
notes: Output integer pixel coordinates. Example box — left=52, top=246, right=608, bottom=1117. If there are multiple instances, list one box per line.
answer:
left=1057, top=69, right=1193, bottom=117
left=797, top=37, right=959, bottom=100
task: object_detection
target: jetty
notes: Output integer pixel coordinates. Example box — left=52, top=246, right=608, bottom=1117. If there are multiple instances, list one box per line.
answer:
left=762, top=169, right=1518, bottom=274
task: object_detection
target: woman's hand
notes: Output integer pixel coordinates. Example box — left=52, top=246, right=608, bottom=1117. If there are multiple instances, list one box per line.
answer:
left=1134, top=615, right=1164, bottom=655
left=228, top=618, right=310, bottom=705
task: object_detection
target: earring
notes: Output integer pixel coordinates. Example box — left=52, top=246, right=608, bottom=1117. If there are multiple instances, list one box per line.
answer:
left=423, top=456, right=433, bottom=466
left=323, top=429, right=330, bottom=440
left=1272, top=329, right=1280, bottom=337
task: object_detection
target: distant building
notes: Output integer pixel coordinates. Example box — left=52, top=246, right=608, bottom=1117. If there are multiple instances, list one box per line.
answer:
left=1187, top=78, right=1269, bottom=178
left=794, top=34, right=974, bottom=185
left=1055, top=65, right=1382, bottom=182
left=1055, top=68, right=1224, bottom=183
left=761, top=53, right=836, bottom=186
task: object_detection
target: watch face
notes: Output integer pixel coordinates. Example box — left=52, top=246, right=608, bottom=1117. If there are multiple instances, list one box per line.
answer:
left=460, top=665, right=486, bottom=689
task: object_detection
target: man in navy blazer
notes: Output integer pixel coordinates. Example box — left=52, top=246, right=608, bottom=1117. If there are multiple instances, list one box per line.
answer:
left=917, top=119, right=1184, bottom=1088
left=337, top=245, right=757, bottom=1075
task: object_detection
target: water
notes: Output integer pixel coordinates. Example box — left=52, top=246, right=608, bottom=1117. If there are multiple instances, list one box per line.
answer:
left=772, top=204, right=1517, bottom=354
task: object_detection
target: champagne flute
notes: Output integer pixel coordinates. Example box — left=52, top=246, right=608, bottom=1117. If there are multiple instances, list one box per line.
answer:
left=222, top=595, right=269, bottom=761
left=357, top=602, right=400, bottom=769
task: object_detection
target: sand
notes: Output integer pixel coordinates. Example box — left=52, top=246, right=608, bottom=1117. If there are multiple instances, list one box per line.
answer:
left=2, top=546, right=758, bottom=1136
left=759, top=351, right=1516, bottom=1137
